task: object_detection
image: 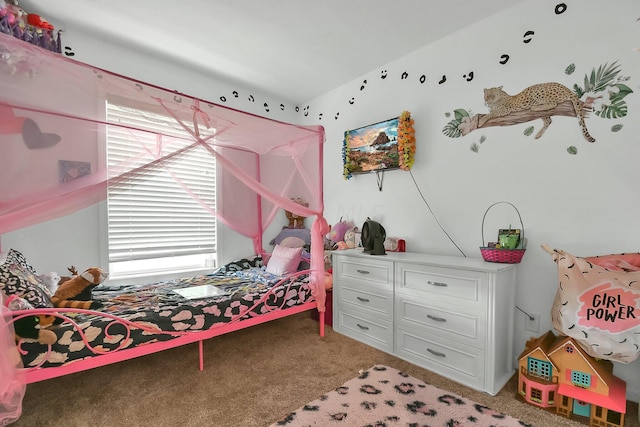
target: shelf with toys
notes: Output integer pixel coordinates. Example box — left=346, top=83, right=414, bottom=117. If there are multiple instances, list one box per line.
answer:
left=1, top=0, right=61, bottom=53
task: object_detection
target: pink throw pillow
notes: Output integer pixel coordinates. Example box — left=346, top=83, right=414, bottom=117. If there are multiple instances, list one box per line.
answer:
left=266, top=245, right=303, bottom=276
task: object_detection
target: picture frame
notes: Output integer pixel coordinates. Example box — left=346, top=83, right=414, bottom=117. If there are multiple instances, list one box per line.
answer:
left=59, top=160, right=91, bottom=183
left=343, top=116, right=401, bottom=176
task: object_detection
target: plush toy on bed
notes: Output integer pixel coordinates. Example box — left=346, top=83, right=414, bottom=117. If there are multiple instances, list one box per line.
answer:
left=4, top=294, right=57, bottom=345
left=51, top=267, right=108, bottom=309
left=57, top=265, right=78, bottom=286
left=38, top=271, right=60, bottom=295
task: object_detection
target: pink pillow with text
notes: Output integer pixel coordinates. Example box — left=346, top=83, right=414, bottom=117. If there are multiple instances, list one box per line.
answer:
left=266, top=245, right=302, bottom=276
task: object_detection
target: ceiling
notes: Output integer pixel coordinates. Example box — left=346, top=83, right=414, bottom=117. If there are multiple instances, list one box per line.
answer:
left=19, top=0, right=523, bottom=104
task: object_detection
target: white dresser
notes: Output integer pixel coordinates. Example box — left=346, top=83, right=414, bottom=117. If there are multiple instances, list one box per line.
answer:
left=332, top=249, right=516, bottom=395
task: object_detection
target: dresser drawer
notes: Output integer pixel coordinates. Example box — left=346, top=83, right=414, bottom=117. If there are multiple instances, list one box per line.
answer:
left=335, top=256, right=393, bottom=289
left=331, top=250, right=515, bottom=395
left=396, top=263, right=487, bottom=307
left=338, top=285, right=393, bottom=320
left=396, top=298, right=486, bottom=348
left=334, top=309, right=393, bottom=353
left=396, top=326, right=485, bottom=390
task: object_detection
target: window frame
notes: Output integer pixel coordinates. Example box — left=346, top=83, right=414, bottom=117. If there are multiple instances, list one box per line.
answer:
left=99, top=99, right=218, bottom=282
left=527, top=357, right=552, bottom=381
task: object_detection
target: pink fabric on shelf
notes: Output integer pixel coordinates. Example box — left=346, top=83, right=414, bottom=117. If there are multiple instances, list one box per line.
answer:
left=0, top=32, right=326, bottom=413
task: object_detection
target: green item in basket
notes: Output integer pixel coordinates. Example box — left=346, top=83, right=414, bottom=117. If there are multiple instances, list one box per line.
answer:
left=499, top=234, right=519, bottom=249
left=498, top=227, right=520, bottom=249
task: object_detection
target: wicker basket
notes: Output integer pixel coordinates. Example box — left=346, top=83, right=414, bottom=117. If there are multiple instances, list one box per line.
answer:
left=479, top=201, right=526, bottom=264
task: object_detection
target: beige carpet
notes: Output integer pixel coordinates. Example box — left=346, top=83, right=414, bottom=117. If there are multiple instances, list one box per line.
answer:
left=11, top=312, right=639, bottom=427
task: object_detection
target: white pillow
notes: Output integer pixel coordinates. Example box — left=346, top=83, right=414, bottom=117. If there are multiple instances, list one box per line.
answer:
left=280, top=236, right=306, bottom=248
left=266, top=244, right=303, bottom=276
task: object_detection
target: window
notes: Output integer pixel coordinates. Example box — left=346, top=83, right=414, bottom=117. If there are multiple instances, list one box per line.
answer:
left=106, top=102, right=216, bottom=278
left=527, top=357, right=552, bottom=381
left=531, top=388, right=542, bottom=401
left=606, top=410, right=621, bottom=425
left=571, top=371, right=591, bottom=388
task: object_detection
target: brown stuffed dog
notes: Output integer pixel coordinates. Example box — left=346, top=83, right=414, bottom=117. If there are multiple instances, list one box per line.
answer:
left=51, top=267, right=108, bottom=309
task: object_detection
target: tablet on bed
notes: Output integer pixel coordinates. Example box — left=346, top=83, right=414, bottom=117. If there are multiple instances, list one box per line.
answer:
left=173, top=285, right=229, bottom=300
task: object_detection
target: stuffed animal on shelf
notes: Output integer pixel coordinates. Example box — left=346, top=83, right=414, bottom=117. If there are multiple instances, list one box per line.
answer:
left=51, top=267, right=108, bottom=309
left=26, top=13, right=54, bottom=30
left=0, top=0, right=11, bottom=24
left=3, top=1, right=26, bottom=29
left=285, top=197, right=308, bottom=229
left=4, top=294, right=57, bottom=345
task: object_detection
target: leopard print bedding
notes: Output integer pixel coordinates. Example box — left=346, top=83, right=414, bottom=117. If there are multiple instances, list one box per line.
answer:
left=18, top=256, right=313, bottom=368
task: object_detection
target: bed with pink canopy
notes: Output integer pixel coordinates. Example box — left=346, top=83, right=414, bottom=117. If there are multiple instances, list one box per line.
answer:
left=0, top=32, right=326, bottom=422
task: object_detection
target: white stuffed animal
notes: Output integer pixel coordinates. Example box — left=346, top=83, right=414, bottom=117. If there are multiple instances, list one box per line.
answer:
left=38, top=271, right=61, bottom=295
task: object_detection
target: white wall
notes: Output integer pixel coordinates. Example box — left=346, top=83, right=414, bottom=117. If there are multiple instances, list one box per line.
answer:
left=298, top=0, right=640, bottom=399
left=3, top=0, right=640, bottom=400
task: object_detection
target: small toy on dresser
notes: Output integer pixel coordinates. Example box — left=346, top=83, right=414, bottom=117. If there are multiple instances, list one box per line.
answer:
left=51, top=267, right=108, bottom=310
left=327, top=218, right=355, bottom=250
left=285, top=197, right=308, bottom=228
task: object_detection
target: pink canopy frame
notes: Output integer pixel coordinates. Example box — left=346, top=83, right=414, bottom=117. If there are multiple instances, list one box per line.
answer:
left=0, top=33, right=326, bottom=420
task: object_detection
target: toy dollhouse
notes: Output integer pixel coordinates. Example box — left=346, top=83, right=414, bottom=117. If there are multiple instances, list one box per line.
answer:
left=517, top=330, right=627, bottom=427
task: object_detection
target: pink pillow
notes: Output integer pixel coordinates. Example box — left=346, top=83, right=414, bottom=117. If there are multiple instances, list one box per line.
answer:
left=266, top=244, right=303, bottom=276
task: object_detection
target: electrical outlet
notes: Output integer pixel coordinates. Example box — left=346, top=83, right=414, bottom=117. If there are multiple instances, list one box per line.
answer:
left=525, top=313, right=540, bottom=333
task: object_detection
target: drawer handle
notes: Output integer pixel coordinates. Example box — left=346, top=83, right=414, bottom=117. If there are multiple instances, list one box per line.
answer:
left=356, top=296, right=370, bottom=303
left=427, top=348, right=446, bottom=358
left=427, top=314, right=447, bottom=322
left=356, top=269, right=370, bottom=275
left=427, top=280, right=448, bottom=287
left=356, top=323, right=370, bottom=331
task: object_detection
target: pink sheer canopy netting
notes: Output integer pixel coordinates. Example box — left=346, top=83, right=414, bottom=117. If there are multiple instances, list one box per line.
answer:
left=0, top=33, right=326, bottom=420
left=0, top=295, right=25, bottom=426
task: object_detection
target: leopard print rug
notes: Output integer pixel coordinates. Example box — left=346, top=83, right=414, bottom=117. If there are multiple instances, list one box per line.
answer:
left=272, top=365, right=530, bottom=427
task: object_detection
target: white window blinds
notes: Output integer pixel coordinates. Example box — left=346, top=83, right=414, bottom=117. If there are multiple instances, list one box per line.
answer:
left=106, top=103, right=216, bottom=264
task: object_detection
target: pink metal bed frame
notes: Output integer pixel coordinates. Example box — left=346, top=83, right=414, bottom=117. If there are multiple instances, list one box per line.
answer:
left=9, top=271, right=325, bottom=384
left=0, top=33, right=328, bottom=414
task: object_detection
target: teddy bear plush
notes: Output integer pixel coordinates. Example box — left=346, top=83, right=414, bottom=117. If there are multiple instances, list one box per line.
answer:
left=284, top=197, right=309, bottom=229
left=51, top=267, right=108, bottom=309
